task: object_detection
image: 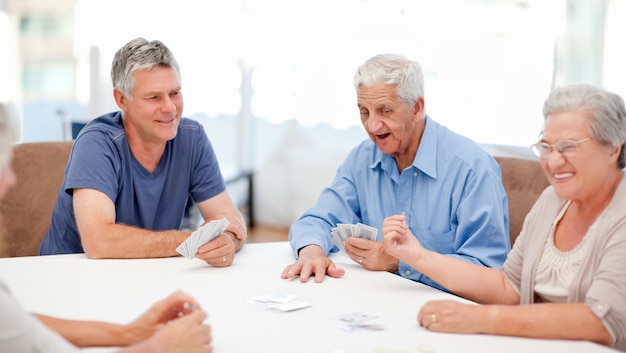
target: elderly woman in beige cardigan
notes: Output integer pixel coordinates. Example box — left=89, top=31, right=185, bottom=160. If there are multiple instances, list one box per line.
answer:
left=382, top=84, right=626, bottom=351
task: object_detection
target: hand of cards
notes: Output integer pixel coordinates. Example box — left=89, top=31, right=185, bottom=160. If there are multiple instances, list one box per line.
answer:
left=331, top=223, right=378, bottom=252
left=176, top=217, right=230, bottom=259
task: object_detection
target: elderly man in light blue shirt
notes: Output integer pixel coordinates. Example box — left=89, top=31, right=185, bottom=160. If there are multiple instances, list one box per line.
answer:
left=281, top=54, right=510, bottom=292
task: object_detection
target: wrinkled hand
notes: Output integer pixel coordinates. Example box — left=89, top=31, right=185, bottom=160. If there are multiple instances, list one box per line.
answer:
left=418, top=300, right=485, bottom=334
left=143, top=309, right=212, bottom=353
left=281, top=245, right=345, bottom=283
left=344, top=237, right=398, bottom=272
left=196, top=233, right=236, bottom=267
left=125, top=291, right=202, bottom=343
left=381, top=214, right=424, bottom=263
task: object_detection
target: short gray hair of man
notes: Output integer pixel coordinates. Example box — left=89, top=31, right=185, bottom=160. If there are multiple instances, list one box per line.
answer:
left=110, top=37, right=181, bottom=100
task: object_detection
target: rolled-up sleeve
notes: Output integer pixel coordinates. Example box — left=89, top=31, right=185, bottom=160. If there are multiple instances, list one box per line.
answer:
left=583, top=221, right=626, bottom=350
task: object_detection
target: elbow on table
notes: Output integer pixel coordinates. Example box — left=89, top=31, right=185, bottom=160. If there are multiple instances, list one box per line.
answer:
left=81, top=238, right=113, bottom=259
left=594, top=335, right=615, bottom=348
left=590, top=319, right=615, bottom=347
left=78, top=225, right=122, bottom=259
left=82, top=246, right=108, bottom=259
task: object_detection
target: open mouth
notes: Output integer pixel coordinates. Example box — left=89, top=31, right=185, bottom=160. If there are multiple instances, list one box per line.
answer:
left=376, top=133, right=391, bottom=140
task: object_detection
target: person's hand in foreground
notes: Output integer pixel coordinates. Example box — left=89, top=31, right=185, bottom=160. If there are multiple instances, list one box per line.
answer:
left=36, top=290, right=212, bottom=352
left=126, top=308, right=212, bottom=353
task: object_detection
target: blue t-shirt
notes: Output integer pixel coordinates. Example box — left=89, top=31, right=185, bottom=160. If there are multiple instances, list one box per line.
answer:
left=39, top=112, right=225, bottom=255
left=289, top=116, right=510, bottom=291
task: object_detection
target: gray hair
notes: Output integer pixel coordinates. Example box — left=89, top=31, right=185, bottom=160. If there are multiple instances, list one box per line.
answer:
left=353, top=54, right=424, bottom=107
left=110, top=37, right=181, bottom=99
left=0, top=103, right=20, bottom=167
left=542, top=84, right=626, bottom=169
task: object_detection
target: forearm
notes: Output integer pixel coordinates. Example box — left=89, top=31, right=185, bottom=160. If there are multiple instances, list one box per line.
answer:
left=410, top=250, right=518, bottom=304
left=483, top=303, right=613, bottom=345
left=195, top=191, right=248, bottom=251
left=34, top=314, right=136, bottom=347
left=81, top=224, right=190, bottom=259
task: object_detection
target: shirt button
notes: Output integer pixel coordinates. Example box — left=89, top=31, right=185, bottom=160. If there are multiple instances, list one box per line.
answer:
left=413, top=172, right=417, bottom=177
left=405, top=270, right=411, bottom=276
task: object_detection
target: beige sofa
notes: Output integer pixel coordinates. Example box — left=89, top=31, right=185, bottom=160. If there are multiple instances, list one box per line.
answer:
left=494, top=156, right=550, bottom=245
left=0, top=141, right=73, bottom=257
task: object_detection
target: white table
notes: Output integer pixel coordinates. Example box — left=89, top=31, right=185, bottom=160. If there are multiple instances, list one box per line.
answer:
left=0, top=242, right=617, bottom=353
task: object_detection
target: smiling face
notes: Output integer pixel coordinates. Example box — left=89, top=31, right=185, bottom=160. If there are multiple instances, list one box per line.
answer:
left=541, top=110, right=618, bottom=202
left=115, top=65, right=183, bottom=147
left=357, top=83, right=425, bottom=169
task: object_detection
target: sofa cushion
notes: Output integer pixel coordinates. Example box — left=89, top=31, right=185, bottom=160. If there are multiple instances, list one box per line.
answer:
left=0, top=141, right=73, bottom=257
left=495, top=156, right=550, bottom=245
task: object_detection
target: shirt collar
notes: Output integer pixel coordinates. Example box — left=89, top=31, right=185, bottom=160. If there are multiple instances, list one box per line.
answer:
left=370, top=115, right=438, bottom=179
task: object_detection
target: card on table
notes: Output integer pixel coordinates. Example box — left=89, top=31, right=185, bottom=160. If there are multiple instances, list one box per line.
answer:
left=331, top=312, right=385, bottom=332
left=247, top=293, right=311, bottom=312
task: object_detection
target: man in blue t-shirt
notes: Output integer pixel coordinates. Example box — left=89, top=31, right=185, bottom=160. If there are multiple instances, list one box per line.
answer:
left=39, top=38, right=246, bottom=267
left=281, top=54, right=510, bottom=291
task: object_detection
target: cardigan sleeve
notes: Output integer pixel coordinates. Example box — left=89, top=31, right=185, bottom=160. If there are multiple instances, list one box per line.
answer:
left=578, top=178, right=626, bottom=350
left=502, top=186, right=563, bottom=304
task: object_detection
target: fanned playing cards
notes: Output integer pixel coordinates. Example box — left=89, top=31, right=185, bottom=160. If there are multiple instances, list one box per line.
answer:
left=176, top=217, right=230, bottom=259
left=331, top=222, right=378, bottom=252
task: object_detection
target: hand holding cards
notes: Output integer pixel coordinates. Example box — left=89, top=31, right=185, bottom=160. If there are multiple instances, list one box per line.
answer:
left=331, top=222, right=378, bottom=252
left=176, top=217, right=230, bottom=259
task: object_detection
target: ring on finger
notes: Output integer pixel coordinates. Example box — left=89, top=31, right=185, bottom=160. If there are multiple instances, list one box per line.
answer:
left=358, top=256, right=363, bottom=264
left=431, top=313, right=437, bottom=324
left=222, top=255, right=226, bottom=263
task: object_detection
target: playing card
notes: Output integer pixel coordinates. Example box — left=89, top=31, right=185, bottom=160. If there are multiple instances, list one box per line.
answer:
left=332, top=312, right=384, bottom=332
left=176, top=217, right=230, bottom=259
left=270, top=300, right=311, bottom=312
left=337, top=223, right=353, bottom=240
left=250, top=293, right=299, bottom=303
left=331, top=227, right=345, bottom=251
left=355, top=223, right=378, bottom=241
left=333, top=312, right=377, bottom=323
left=247, top=293, right=311, bottom=312
left=342, top=322, right=385, bottom=332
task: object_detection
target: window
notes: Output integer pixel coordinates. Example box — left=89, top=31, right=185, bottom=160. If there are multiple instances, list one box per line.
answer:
left=68, top=0, right=619, bottom=149
left=22, top=61, right=75, bottom=101
left=21, top=61, right=75, bottom=101
left=20, top=14, right=72, bottom=39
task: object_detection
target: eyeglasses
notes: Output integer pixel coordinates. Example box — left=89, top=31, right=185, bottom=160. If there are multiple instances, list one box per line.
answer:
left=531, top=137, right=591, bottom=159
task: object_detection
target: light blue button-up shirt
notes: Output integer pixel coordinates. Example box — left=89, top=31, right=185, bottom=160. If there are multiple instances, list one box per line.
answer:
left=289, top=116, right=510, bottom=291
